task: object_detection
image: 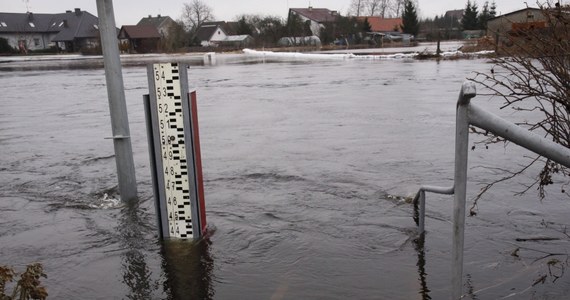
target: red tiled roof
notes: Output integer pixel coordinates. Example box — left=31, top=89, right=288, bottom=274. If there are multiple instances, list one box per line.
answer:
left=358, top=17, right=402, bottom=32
left=118, top=25, right=161, bottom=39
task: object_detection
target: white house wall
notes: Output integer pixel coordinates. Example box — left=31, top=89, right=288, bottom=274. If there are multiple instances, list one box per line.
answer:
left=210, top=29, right=227, bottom=42
left=202, top=28, right=228, bottom=47
left=0, top=32, right=57, bottom=50
left=310, top=20, right=323, bottom=37
left=294, top=14, right=323, bottom=37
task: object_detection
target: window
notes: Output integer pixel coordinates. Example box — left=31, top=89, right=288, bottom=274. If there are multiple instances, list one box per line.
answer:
left=0, top=22, right=7, bottom=27
left=59, top=21, right=64, bottom=27
left=29, top=22, right=35, bottom=28
left=93, top=24, right=98, bottom=29
left=34, top=38, right=40, bottom=46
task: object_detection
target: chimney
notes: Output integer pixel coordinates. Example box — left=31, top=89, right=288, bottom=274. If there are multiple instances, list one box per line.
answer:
left=27, top=12, right=33, bottom=21
left=331, top=10, right=337, bottom=16
left=158, top=14, right=161, bottom=18
left=309, top=6, right=313, bottom=11
left=74, top=8, right=82, bottom=16
left=148, top=15, right=151, bottom=18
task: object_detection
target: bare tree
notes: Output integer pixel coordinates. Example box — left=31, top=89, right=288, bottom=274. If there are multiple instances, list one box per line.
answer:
left=469, top=2, right=570, bottom=213
left=181, top=0, right=214, bottom=33
left=391, top=0, right=406, bottom=17
left=366, top=0, right=382, bottom=16
left=349, top=0, right=364, bottom=16
left=350, top=0, right=394, bottom=17
left=368, top=0, right=392, bottom=17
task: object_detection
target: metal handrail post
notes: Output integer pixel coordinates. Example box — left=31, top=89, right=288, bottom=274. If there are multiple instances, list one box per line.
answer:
left=469, top=103, right=570, bottom=168
left=413, top=81, right=570, bottom=299
left=418, top=190, right=426, bottom=234
left=451, top=82, right=477, bottom=299
left=415, top=185, right=454, bottom=234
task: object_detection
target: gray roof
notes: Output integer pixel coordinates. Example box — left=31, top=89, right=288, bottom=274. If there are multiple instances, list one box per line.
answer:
left=119, top=25, right=161, bottom=39
left=137, top=15, right=174, bottom=28
left=224, top=35, right=253, bottom=42
left=444, top=9, right=464, bottom=20
left=202, top=21, right=238, bottom=35
left=0, top=9, right=99, bottom=41
left=0, top=12, right=59, bottom=33
left=488, top=7, right=542, bottom=21
left=196, top=25, right=225, bottom=41
left=289, top=8, right=338, bottom=23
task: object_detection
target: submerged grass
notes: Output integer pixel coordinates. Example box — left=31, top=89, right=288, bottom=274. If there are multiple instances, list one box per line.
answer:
left=0, top=263, right=47, bottom=300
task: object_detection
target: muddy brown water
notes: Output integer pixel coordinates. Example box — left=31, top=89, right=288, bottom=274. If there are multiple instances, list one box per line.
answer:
left=1, top=56, right=569, bottom=299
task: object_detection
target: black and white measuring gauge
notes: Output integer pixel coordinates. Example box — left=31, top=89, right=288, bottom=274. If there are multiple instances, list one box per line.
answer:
left=144, top=63, right=206, bottom=240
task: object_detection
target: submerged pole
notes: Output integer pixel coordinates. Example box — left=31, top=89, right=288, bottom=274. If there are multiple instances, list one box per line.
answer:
left=96, top=0, right=137, bottom=202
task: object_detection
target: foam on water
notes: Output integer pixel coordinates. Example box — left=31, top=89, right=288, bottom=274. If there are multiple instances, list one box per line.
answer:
left=88, top=193, right=122, bottom=209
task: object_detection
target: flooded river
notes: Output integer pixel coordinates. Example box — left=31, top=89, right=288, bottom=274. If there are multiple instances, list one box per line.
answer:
left=1, top=54, right=569, bottom=299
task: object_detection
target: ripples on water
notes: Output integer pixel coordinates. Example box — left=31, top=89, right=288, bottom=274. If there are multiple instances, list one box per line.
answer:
left=1, top=56, right=570, bottom=299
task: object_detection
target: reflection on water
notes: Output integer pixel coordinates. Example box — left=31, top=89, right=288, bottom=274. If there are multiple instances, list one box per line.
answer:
left=161, top=239, right=215, bottom=300
left=119, top=200, right=156, bottom=300
left=117, top=198, right=215, bottom=300
left=414, top=235, right=431, bottom=300
left=117, top=197, right=214, bottom=300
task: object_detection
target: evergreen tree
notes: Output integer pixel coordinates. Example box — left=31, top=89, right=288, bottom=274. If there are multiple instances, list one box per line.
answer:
left=0, top=37, right=14, bottom=54
left=287, top=13, right=305, bottom=37
left=401, top=0, right=419, bottom=36
left=461, top=0, right=480, bottom=30
left=489, top=1, right=497, bottom=17
left=478, top=1, right=492, bottom=30
left=362, top=17, right=372, bottom=32
left=236, top=16, right=253, bottom=35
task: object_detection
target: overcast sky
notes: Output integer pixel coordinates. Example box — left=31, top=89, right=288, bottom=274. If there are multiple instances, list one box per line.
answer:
left=2, top=0, right=533, bottom=25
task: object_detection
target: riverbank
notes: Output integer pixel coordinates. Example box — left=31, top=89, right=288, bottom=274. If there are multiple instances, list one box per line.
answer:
left=0, top=41, right=495, bottom=72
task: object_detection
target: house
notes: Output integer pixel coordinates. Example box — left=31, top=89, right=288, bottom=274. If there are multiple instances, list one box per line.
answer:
left=357, top=17, right=402, bottom=33
left=137, top=15, right=176, bottom=38
left=195, top=24, right=228, bottom=46
left=118, top=25, right=161, bottom=53
left=194, top=23, right=256, bottom=48
left=444, top=9, right=464, bottom=22
left=0, top=8, right=99, bottom=53
left=201, top=21, right=239, bottom=35
left=52, top=9, right=100, bottom=52
left=486, top=7, right=545, bottom=37
left=288, top=7, right=339, bottom=37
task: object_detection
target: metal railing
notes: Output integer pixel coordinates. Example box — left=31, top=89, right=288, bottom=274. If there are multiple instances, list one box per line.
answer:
left=413, top=81, right=570, bottom=299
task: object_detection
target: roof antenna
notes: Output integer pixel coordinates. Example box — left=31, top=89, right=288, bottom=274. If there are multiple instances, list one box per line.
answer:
left=22, top=0, right=30, bottom=12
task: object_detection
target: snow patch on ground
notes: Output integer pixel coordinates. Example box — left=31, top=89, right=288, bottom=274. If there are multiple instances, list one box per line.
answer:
left=243, top=48, right=495, bottom=61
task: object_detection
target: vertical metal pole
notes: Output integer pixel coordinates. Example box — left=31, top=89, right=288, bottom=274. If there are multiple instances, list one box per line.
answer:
left=451, top=82, right=476, bottom=300
left=96, top=0, right=137, bottom=202
left=419, top=190, right=426, bottom=234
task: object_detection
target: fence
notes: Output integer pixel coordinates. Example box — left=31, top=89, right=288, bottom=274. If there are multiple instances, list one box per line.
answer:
left=413, top=81, right=570, bottom=299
